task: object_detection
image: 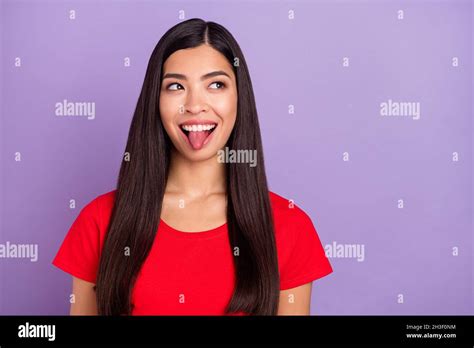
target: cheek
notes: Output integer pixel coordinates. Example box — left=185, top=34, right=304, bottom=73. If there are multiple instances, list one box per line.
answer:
left=212, top=92, right=237, bottom=126
left=159, top=96, right=182, bottom=139
left=159, top=96, right=178, bottom=123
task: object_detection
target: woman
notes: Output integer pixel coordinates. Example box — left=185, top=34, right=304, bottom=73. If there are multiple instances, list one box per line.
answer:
left=52, top=18, right=333, bottom=316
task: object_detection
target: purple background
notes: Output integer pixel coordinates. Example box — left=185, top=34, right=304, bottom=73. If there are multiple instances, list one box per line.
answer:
left=1, top=0, right=472, bottom=315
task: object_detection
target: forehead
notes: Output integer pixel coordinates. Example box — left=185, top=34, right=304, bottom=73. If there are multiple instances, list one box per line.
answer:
left=162, top=44, right=234, bottom=77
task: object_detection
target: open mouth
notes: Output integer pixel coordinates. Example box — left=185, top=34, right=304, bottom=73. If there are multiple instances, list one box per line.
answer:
left=179, top=122, right=218, bottom=150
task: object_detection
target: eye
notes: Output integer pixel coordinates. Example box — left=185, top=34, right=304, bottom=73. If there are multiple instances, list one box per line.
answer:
left=209, top=81, right=225, bottom=89
left=166, top=83, right=184, bottom=91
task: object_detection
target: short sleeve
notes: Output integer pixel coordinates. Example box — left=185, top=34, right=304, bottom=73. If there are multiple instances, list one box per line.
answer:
left=52, top=197, right=102, bottom=283
left=279, top=208, right=333, bottom=290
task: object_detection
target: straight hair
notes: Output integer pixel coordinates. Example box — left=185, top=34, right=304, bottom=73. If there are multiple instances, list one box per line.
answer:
left=95, top=18, right=280, bottom=315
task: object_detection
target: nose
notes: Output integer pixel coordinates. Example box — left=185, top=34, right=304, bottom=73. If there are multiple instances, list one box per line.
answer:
left=184, top=89, right=209, bottom=115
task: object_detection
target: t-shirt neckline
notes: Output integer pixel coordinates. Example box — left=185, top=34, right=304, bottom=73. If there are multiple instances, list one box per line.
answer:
left=159, top=218, right=227, bottom=239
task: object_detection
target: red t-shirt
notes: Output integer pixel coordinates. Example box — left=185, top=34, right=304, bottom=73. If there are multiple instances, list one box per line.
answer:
left=52, top=190, right=333, bottom=315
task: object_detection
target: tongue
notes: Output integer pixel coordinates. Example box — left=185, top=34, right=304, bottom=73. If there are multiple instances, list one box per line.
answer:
left=188, top=130, right=210, bottom=150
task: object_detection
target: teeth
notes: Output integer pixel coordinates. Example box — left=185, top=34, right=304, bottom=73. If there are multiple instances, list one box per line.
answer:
left=181, top=124, right=216, bottom=132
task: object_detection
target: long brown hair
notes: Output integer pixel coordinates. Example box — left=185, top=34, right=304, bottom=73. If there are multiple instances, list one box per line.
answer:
left=95, top=18, right=280, bottom=315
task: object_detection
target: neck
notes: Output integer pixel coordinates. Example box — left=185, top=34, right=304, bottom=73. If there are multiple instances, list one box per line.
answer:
left=165, top=148, right=226, bottom=197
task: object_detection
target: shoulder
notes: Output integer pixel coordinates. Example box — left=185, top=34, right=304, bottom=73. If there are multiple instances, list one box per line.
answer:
left=89, top=189, right=117, bottom=229
left=94, top=189, right=117, bottom=209
left=268, top=190, right=317, bottom=254
left=80, top=189, right=116, bottom=211
left=269, top=191, right=332, bottom=288
left=268, top=190, right=313, bottom=230
left=79, top=189, right=117, bottom=232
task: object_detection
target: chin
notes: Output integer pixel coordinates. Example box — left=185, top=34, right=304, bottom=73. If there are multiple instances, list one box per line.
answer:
left=187, top=149, right=220, bottom=162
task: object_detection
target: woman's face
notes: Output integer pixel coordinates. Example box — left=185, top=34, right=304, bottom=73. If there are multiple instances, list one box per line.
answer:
left=159, top=44, right=238, bottom=161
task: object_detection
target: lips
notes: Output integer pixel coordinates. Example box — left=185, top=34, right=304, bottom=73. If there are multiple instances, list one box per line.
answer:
left=178, top=120, right=218, bottom=150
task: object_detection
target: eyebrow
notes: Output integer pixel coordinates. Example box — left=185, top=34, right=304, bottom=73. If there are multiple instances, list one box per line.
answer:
left=162, top=70, right=231, bottom=81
